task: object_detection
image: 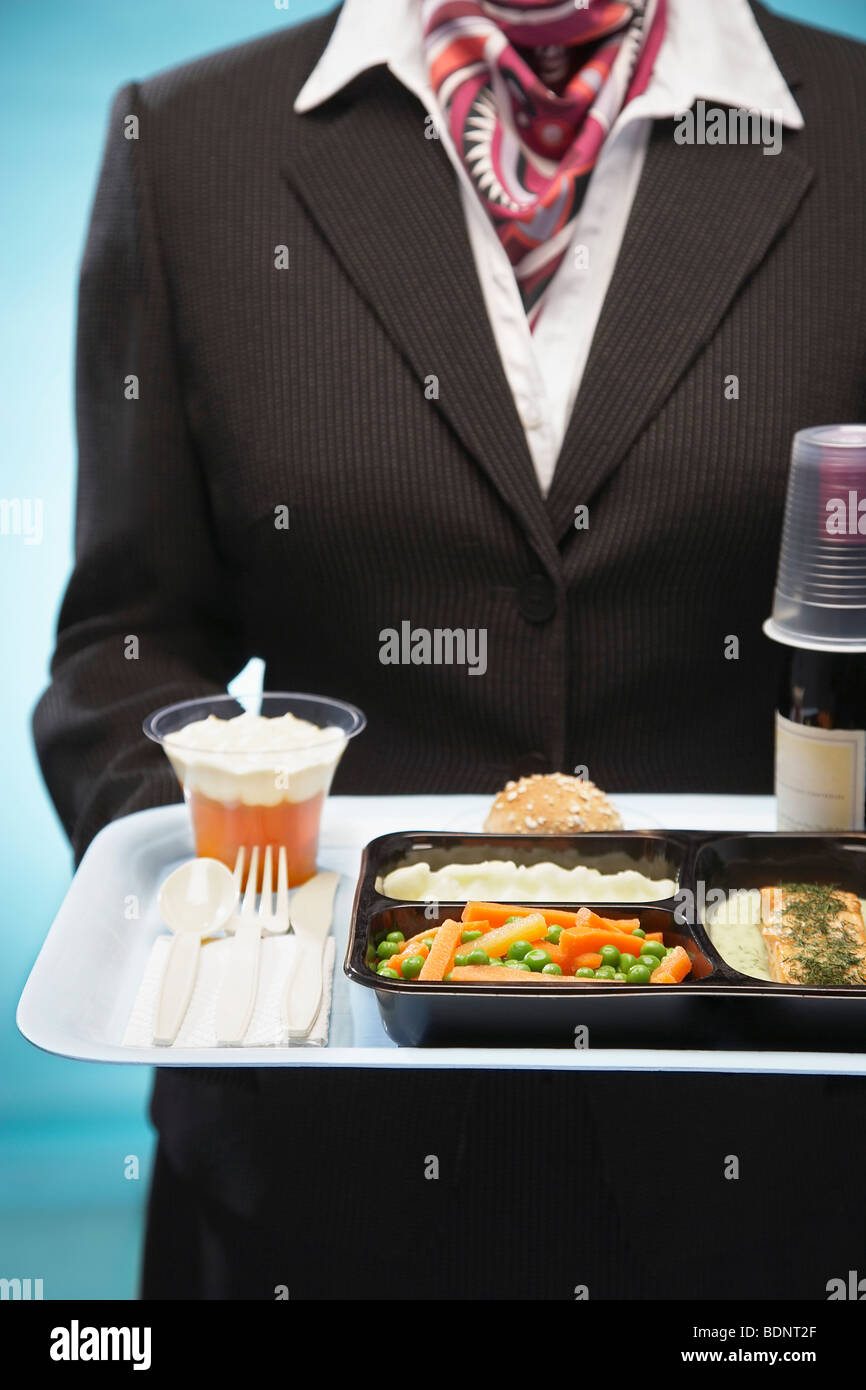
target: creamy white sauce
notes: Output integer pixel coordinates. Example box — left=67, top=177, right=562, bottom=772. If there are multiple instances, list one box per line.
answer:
left=163, top=711, right=346, bottom=806
left=705, top=892, right=772, bottom=981
left=380, top=860, right=676, bottom=903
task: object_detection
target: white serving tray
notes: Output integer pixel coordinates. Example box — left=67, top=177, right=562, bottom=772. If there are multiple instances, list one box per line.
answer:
left=17, top=794, right=866, bottom=1074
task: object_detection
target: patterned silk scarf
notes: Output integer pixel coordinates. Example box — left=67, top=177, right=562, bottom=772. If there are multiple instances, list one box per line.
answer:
left=423, top=0, right=667, bottom=327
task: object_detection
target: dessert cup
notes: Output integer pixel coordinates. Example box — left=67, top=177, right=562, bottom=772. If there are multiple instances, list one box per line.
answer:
left=144, top=692, right=365, bottom=887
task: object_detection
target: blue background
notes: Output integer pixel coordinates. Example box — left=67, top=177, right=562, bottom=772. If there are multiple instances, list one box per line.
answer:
left=1, top=0, right=864, bottom=1300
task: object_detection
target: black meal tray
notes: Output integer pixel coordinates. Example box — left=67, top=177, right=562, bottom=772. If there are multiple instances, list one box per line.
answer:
left=345, top=830, right=866, bottom=1050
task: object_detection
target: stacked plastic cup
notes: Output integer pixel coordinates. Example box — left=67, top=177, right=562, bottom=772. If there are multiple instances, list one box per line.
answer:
left=764, top=424, right=866, bottom=650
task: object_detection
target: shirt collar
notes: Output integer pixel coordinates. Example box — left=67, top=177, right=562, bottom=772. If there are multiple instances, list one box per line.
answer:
left=645, top=0, right=803, bottom=128
left=295, top=0, right=804, bottom=129
left=294, top=0, right=425, bottom=112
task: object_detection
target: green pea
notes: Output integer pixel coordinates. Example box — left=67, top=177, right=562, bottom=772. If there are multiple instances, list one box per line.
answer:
left=545, top=925, right=562, bottom=944
left=400, top=955, right=425, bottom=979
left=377, top=966, right=399, bottom=979
left=376, top=940, right=401, bottom=960
left=613, top=971, right=628, bottom=982
left=466, top=948, right=491, bottom=966
left=503, top=916, right=522, bottom=925
left=641, top=940, right=666, bottom=960
left=619, top=953, right=638, bottom=973
left=525, top=948, right=551, bottom=972
left=631, top=927, right=646, bottom=939
left=576, top=966, right=597, bottom=979
left=599, top=944, right=621, bottom=968
left=453, top=953, right=469, bottom=968
left=504, top=959, right=531, bottom=971
left=385, top=930, right=405, bottom=944
left=461, top=929, right=483, bottom=943
left=541, top=962, right=563, bottom=975
left=595, top=965, right=617, bottom=980
left=627, top=963, right=652, bottom=984
left=506, top=939, right=533, bottom=961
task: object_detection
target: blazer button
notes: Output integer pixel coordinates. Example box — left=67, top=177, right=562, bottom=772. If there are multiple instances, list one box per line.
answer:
left=517, top=573, right=556, bottom=623
left=513, top=751, right=553, bottom=778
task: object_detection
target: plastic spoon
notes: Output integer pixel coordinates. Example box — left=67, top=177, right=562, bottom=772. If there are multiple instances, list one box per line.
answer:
left=153, top=857, right=237, bottom=1046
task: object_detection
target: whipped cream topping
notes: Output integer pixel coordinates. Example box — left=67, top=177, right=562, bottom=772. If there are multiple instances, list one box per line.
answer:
left=163, top=711, right=346, bottom=806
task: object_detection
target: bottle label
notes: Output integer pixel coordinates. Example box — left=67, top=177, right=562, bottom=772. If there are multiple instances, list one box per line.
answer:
left=775, top=711, right=866, bottom=831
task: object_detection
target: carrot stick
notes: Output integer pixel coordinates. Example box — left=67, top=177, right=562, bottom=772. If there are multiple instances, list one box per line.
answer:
left=597, top=916, right=641, bottom=933
left=418, top=919, right=464, bottom=981
left=460, top=913, right=548, bottom=960
left=572, top=907, right=622, bottom=933
left=650, top=945, right=692, bottom=984
left=449, top=965, right=627, bottom=984
left=402, top=928, right=439, bottom=949
left=460, top=902, right=584, bottom=931
left=449, top=965, right=577, bottom=984
left=559, top=928, right=648, bottom=968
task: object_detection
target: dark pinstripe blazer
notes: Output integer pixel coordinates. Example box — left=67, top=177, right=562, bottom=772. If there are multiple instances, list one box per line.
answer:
left=34, top=3, right=866, bottom=861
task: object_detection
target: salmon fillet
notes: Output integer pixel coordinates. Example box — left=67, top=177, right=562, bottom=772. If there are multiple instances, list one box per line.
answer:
left=759, top=885, right=866, bottom=986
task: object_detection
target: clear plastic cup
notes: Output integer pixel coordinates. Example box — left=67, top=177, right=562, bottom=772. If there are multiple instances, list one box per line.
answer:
left=764, top=424, right=866, bottom=651
left=144, top=692, right=366, bottom=886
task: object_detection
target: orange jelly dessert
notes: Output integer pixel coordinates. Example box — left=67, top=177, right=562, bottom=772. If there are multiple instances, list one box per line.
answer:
left=187, top=788, right=326, bottom=887
left=162, top=711, right=346, bottom=888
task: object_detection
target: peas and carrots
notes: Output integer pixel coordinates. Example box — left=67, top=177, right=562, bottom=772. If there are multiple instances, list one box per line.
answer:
left=371, top=905, right=693, bottom=986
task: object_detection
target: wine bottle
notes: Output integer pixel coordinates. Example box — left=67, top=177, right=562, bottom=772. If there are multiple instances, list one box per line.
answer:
left=775, top=645, right=866, bottom=831
left=766, top=425, right=866, bottom=830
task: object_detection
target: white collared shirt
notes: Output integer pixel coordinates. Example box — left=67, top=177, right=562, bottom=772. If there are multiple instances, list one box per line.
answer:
left=296, top=0, right=803, bottom=495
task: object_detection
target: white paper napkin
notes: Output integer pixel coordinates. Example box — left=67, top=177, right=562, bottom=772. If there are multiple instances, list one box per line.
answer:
left=122, top=934, right=336, bottom=1049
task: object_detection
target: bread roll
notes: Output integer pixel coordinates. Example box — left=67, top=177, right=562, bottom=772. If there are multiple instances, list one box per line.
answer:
left=483, top=773, right=622, bottom=834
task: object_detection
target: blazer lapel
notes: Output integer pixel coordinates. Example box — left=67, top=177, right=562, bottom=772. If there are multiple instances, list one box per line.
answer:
left=284, top=69, right=560, bottom=569
left=545, top=115, right=814, bottom=543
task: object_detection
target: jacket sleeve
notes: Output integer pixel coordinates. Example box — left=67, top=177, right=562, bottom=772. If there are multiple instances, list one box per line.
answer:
left=33, top=84, right=247, bottom=865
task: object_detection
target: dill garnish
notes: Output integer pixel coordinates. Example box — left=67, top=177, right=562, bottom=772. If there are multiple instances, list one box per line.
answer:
left=774, top=883, right=866, bottom=986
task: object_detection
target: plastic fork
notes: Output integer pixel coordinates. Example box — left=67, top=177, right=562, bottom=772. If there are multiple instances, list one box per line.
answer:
left=214, top=845, right=290, bottom=1045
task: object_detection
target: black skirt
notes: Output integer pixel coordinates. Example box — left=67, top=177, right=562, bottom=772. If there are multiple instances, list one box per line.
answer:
left=142, top=1067, right=866, bottom=1300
